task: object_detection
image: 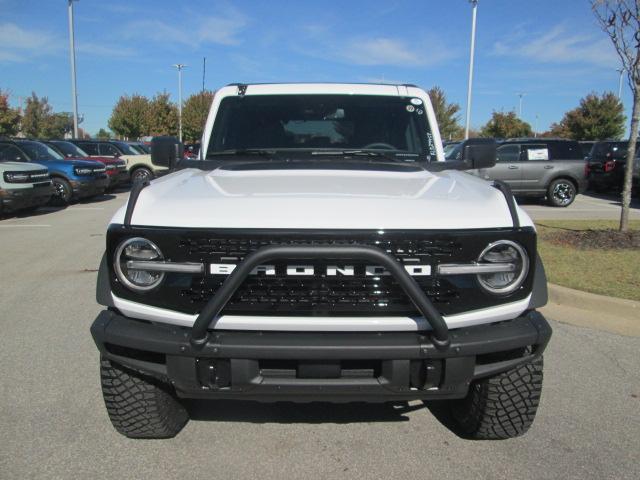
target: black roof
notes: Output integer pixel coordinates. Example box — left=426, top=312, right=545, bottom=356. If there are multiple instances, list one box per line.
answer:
left=502, top=137, right=577, bottom=143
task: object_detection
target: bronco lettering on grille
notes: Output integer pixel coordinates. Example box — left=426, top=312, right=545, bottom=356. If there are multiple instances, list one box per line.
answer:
left=209, top=264, right=431, bottom=276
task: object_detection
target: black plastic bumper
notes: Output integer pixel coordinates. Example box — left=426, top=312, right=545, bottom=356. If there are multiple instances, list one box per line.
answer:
left=91, top=309, right=552, bottom=402
left=72, top=175, right=109, bottom=198
left=0, top=184, right=53, bottom=213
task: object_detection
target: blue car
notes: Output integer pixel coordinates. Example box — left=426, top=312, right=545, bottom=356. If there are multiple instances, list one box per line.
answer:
left=0, top=139, right=109, bottom=205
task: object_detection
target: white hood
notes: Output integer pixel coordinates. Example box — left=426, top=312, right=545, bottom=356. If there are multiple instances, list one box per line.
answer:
left=113, top=167, right=533, bottom=230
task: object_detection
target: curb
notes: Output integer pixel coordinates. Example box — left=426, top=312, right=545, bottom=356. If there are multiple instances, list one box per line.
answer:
left=541, top=283, right=640, bottom=337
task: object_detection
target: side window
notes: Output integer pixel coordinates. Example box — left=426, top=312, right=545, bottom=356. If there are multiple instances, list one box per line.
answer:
left=522, top=144, right=549, bottom=161
left=496, top=144, right=520, bottom=163
left=549, top=142, right=582, bottom=160
left=99, top=143, right=119, bottom=156
left=0, top=145, right=26, bottom=162
left=80, top=143, right=99, bottom=155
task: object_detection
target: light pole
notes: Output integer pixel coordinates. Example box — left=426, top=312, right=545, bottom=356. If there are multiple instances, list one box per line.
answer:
left=67, top=0, right=79, bottom=138
left=172, top=64, right=187, bottom=142
left=464, top=0, right=478, bottom=139
left=617, top=68, right=624, bottom=99
left=517, top=92, right=526, bottom=118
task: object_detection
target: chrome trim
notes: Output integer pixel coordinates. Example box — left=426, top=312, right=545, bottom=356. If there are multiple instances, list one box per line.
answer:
left=437, top=263, right=516, bottom=275
left=126, top=260, right=204, bottom=274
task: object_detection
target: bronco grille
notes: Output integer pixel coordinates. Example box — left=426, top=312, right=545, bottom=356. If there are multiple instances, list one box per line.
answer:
left=108, top=227, right=536, bottom=317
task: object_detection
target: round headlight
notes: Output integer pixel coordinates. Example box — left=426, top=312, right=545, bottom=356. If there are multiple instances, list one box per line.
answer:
left=114, top=237, right=164, bottom=291
left=477, top=240, right=529, bottom=295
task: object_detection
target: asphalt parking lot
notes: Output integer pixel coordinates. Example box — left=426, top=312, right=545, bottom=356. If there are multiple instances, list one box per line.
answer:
left=1, top=191, right=639, bottom=480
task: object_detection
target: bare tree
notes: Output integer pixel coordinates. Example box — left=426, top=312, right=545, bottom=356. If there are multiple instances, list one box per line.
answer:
left=592, top=1, right=640, bottom=231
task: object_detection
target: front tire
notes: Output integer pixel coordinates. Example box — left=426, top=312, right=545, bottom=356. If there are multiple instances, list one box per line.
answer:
left=450, top=355, right=544, bottom=440
left=547, top=178, right=576, bottom=207
left=131, top=167, right=153, bottom=185
left=100, top=357, right=188, bottom=439
left=50, top=177, right=72, bottom=205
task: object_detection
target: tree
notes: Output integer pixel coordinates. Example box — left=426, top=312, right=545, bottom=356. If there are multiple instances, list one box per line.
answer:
left=480, top=111, right=533, bottom=138
left=427, top=86, right=463, bottom=140
left=0, top=90, right=21, bottom=136
left=550, top=92, right=625, bottom=140
left=592, top=1, right=640, bottom=232
left=146, top=92, right=178, bottom=137
left=96, top=128, right=112, bottom=139
left=40, top=112, right=73, bottom=139
left=108, top=94, right=149, bottom=139
left=21, top=92, right=53, bottom=137
left=182, top=90, right=214, bottom=142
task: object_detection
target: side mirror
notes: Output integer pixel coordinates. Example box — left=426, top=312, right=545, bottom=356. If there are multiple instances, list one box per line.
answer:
left=461, top=138, right=496, bottom=169
left=151, top=136, right=183, bottom=169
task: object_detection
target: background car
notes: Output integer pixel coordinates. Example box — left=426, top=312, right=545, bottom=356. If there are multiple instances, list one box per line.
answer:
left=69, top=139, right=167, bottom=183
left=443, top=140, right=461, bottom=160
left=586, top=140, right=635, bottom=193
left=0, top=139, right=109, bottom=205
left=126, top=141, right=150, bottom=154
left=0, top=144, right=52, bottom=215
left=579, top=140, right=596, bottom=158
left=45, top=140, right=128, bottom=191
left=469, top=138, right=588, bottom=207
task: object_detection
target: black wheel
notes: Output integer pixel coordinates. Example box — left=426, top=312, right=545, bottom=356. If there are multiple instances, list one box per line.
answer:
left=450, top=354, right=544, bottom=440
left=547, top=178, right=576, bottom=207
left=100, top=357, right=188, bottom=439
left=131, top=167, right=153, bottom=184
left=50, top=177, right=72, bottom=205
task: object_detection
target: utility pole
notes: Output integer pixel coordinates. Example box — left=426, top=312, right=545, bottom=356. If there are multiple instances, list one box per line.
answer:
left=464, top=0, right=478, bottom=139
left=202, top=57, right=206, bottom=93
left=534, top=114, right=539, bottom=138
left=172, top=64, right=187, bottom=142
left=617, top=68, right=624, bottom=99
left=67, top=0, right=79, bottom=138
left=518, top=93, right=525, bottom=118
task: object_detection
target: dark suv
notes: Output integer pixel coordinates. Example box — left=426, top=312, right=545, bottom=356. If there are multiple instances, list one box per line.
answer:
left=470, top=138, right=588, bottom=207
left=586, top=141, right=635, bottom=193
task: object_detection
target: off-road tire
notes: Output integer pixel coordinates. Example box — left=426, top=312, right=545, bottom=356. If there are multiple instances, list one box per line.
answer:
left=450, top=355, right=543, bottom=440
left=50, top=177, right=72, bottom=205
left=547, top=178, right=576, bottom=207
left=100, top=357, right=188, bottom=439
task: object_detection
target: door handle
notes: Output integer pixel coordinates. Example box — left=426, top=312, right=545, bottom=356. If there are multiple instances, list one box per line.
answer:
left=544, top=165, right=553, bottom=169
left=508, top=165, right=519, bottom=169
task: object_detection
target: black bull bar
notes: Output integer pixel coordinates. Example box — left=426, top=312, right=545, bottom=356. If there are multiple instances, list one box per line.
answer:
left=188, top=244, right=451, bottom=350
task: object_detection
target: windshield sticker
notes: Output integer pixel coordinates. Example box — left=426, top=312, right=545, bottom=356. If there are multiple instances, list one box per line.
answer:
left=410, top=98, right=423, bottom=106
left=527, top=148, right=549, bottom=161
left=426, top=132, right=436, bottom=157
left=406, top=104, right=415, bottom=113
left=417, top=108, right=424, bottom=115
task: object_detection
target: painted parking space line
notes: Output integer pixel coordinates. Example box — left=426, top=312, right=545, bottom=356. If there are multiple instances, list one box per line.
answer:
left=0, top=224, right=51, bottom=228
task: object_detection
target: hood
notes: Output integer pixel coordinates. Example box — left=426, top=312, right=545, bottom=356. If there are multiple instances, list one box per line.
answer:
left=0, top=161, right=49, bottom=172
left=45, top=159, right=104, bottom=168
left=115, top=166, right=533, bottom=230
left=67, top=156, right=120, bottom=165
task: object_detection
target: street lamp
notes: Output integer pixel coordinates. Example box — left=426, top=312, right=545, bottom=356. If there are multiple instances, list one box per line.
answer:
left=67, top=0, right=79, bottom=138
left=172, top=64, right=187, bottom=142
left=617, top=68, right=624, bottom=99
left=464, top=0, right=478, bottom=139
left=517, top=92, right=526, bottom=118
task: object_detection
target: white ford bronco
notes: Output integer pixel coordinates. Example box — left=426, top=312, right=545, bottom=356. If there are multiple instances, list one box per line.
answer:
left=92, top=83, right=551, bottom=439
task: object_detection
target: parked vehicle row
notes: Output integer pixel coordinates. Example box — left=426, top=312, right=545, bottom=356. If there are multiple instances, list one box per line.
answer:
left=0, top=137, right=162, bottom=216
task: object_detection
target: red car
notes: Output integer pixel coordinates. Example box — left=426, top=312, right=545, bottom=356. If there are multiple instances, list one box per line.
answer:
left=45, top=140, right=128, bottom=190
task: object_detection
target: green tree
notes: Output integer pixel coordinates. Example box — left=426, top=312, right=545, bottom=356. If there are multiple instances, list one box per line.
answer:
left=182, top=90, right=214, bottom=142
left=480, top=111, right=533, bottom=138
left=552, top=92, right=625, bottom=141
left=40, top=112, right=73, bottom=139
left=0, top=91, right=21, bottom=136
left=21, top=92, right=53, bottom=137
left=96, top=128, right=112, bottom=139
left=427, top=86, right=463, bottom=140
left=146, top=92, right=178, bottom=136
left=108, top=94, right=149, bottom=139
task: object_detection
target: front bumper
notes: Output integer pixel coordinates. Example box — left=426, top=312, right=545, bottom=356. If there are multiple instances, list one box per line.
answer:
left=71, top=175, right=109, bottom=198
left=91, top=309, right=552, bottom=402
left=0, top=183, right=53, bottom=213
left=106, top=169, right=128, bottom=188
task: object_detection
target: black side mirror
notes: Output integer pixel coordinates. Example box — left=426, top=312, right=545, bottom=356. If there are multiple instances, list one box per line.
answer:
left=151, top=136, right=183, bottom=169
left=461, top=138, right=497, bottom=169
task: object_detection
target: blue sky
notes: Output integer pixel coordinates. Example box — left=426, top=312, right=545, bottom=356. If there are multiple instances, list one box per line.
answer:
left=0, top=0, right=626, bottom=136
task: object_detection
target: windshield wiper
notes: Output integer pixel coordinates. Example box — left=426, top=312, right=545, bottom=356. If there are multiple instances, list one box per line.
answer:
left=208, top=149, right=278, bottom=158
left=311, top=149, right=398, bottom=162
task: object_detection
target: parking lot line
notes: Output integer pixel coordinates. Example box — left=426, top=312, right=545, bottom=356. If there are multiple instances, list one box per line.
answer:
left=0, top=224, right=51, bottom=228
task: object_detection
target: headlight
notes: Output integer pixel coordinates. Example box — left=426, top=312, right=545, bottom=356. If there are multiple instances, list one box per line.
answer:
left=106, top=164, right=117, bottom=171
left=477, top=240, right=529, bottom=294
left=74, top=167, right=92, bottom=175
left=114, top=237, right=164, bottom=291
left=3, top=172, right=29, bottom=183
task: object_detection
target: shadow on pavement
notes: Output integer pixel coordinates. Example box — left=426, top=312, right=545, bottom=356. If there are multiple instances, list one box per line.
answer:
left=185, top=399, right=426, bottom=424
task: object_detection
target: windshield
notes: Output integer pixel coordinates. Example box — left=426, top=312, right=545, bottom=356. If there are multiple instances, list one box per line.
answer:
left=131, top=143, right=150, bottom=154
left=19, top=141, right=64, bottom=161
left=443, top=143, right=460, bottom=159
left=206, top=94, right=436, bottom=161
left=51, top=141, right=88, bottom=157
left=113, top=142, right=143, bottom=155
